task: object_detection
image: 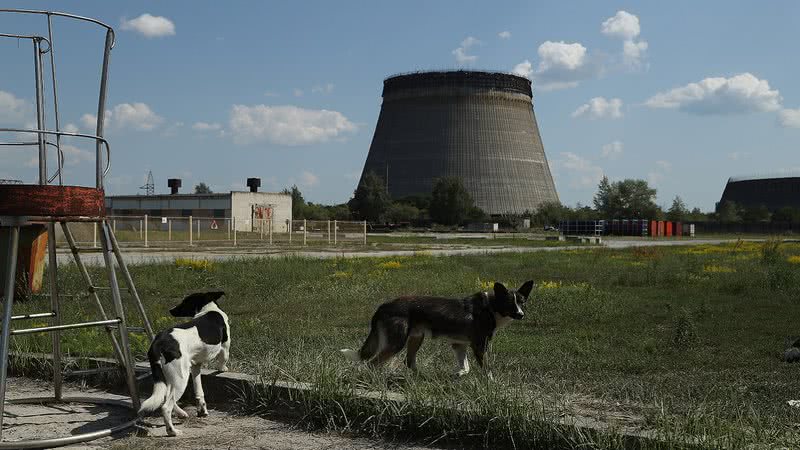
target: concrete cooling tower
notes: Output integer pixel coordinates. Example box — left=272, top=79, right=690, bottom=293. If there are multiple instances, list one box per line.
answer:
left=358, top=70, right=559, bottom=215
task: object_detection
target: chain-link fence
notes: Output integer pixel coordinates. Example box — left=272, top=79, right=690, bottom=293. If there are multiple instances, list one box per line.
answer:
left=56, top=216, right=368, bottom=248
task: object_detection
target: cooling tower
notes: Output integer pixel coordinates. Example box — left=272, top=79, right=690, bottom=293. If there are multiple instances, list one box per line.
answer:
left=719, top=174, right=800, bottom=211
left=358, top=70, right=559, bottom=215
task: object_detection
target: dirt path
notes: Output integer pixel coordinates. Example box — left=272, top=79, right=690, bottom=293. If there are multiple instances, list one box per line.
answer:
left=1, top=377, right=433, bottom=450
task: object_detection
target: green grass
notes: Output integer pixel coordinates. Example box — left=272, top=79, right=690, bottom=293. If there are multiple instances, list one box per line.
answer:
left=10, top=240, right=800, bottom=448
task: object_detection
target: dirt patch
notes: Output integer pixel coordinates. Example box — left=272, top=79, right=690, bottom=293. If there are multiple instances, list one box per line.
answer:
left=1, top=377, right=434, bottom=450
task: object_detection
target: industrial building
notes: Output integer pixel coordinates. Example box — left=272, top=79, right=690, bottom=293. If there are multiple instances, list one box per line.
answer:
left=104, top=178, right=292, bottom=232
left=358, top=70, right=559, bottom=215
left=718, top=174, right=800, bottom=211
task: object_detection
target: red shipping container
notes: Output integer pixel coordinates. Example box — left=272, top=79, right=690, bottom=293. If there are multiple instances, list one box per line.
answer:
left=675, top=222, right=682, bottom=237
left=650, top=220, right=658, bottom=237
left=666, top=221, right=673, bottom=237
left=657, top=221, right=664, bottom=237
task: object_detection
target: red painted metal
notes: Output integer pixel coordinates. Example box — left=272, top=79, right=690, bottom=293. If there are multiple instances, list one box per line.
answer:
left=666, top=221, right=673, bottom=237
left=0, top=185, right=105, bottom=217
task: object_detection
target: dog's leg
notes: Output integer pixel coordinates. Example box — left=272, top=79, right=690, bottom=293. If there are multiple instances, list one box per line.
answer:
left=405, top=334, right=424, bottom=372
left=452, top=344, right=470, bottom=377
left=173, top=404, right=189, bottom=419
left=161, top=387, right=182, bottom=437
left=215, top=342, right=230, bottom=372
left=191, top=364, right=209, bottom=417
left=471, top=339, right=493, bottom=381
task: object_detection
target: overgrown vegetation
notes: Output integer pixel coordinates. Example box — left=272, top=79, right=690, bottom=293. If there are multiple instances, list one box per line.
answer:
left=11, top=241, right=800, bottom=447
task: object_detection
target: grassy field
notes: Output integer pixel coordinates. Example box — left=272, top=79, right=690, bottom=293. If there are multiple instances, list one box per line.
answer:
left=10, top=240, right=800, bottom=448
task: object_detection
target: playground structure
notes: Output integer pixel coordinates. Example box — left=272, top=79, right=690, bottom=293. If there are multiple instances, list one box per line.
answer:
left=0, top=9, right=153, bottom=448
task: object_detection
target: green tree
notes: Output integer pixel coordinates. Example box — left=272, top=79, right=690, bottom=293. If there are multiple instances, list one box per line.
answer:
left=593, top=177, right=659, bottom=218
left=772, top=207, right=800, bottom=223
left=717, top=201, right=742, bottom=223
left=429, top=177, right=481, bottom=225
left=666, top=196, right=689, bottom=221
left=532, top=201, right=571, bottom=226
left=742, top=204, right=771, bottom=223
left=348, top=171, right=392, bottom=222
left=194, top=182, right=213, bottom=194
left=387, top=203, right=420, bottom=223
left=281, top=185, right=306, bottom=219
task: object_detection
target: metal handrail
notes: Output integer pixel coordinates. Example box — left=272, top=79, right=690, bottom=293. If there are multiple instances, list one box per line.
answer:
left=0, top=129, right=111, bottom=177
left=0, top=34, right=52, bottom=53
left=0, top=9, right=115, bottom=48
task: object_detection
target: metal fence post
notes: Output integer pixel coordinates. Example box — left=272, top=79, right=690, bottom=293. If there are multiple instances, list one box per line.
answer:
left=227, top=218, right=231, bottom=241
left=334, top=220, right=337, bottom=245
left=139, top=218, right=143, bottom=241
left=112, top=218, right=116, bottom=233
left=289, top=219, right=292, bottom=244
left=189, top=216, right=193, bottom=246
left=363, top=220, right=367, bottom=245
left=93, top=222, right=98, bottom=248
left=144, top=214, right=148, bottom=247
left=303, top=219, right=307, bottom=246
left=327, top=220, right=331, bottom=244
left=197, top=216, right=200, bottom=241
left=269, top=217, right=273, bottom=245
left=168, top=218, right=172, bottom=241
left=233, top=217, right=237, bottom=246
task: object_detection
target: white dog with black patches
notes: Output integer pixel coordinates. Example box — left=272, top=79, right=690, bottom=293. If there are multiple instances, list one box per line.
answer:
left=139, top=291, right=230, bottom=436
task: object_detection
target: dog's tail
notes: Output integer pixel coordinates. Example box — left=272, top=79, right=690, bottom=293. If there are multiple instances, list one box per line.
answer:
left=340, top=316, right=382, bottom=362
left=139, top=342, right=170, bottom=414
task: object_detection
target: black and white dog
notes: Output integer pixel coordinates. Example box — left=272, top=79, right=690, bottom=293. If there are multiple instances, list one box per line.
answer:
left=341, top=281, right=533, bottom=379
left=139, top=291, right=230, bottom=436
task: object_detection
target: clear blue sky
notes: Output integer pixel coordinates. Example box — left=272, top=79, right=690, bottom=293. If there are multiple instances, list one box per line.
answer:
left=2, top=1, right=799, bottom=211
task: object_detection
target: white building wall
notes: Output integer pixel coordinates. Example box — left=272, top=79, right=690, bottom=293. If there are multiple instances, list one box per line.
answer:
left=230, top=192, right=292, bottom=232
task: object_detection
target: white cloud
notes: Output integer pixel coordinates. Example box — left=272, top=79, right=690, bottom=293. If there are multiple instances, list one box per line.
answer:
left=192, top=122, right=222, bottom=131
left=601, top=141, right=623, bottom=159
left=623, top=39, right=648, bottom=68
left=601, top=11, right=641, bottom=40
left=779, top=108, right=800, bottom=128
left=645, top=73, right=782, bottom=115
left=0, top=90, right=29, bottom=124
left=512, top=60, right=533, bottom=78
left=453, top=36, right=480, bottom=65
left=556, top=152, right=604, bottom=188
left=120, top=14, right=176, bottom=38
left=533, top=41, right=600, bottom=91
left=311, top=83, right=334, bottom=94
left=299, top=171, right=319, bottom=188
left=498, top=31, right=511, bottom=39
left=602, top=11, right=648, bottom=69
left=62, top=123, right=79, bottom=134
left=61, top=144, right=93, bottom=166
left=648, top=160, right=672, bottom=186
left=229, top=104, right=357, bottom=146
left=727, top=151, right=750, bottom=160
left=571, top=97, right=623, bottom=119
left=112, top=103, right=163, bottom=131
left=80, top=103, right=162, bottom=131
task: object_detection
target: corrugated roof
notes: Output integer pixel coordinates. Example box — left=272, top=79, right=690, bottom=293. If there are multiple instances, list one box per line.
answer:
left=728, top=171, right=800, bottom=182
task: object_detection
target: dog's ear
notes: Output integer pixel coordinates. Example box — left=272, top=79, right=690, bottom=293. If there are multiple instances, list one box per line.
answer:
left=493, top=282, right=508, bottom=297
left=206, top=291, right=225, bottom=301
left=517, top=281, right=534, bottom=300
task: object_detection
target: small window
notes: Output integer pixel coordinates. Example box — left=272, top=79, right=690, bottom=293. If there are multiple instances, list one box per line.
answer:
left=181, top=209, right=192, bottom=217
left=213, top=209, right=225, bottom=217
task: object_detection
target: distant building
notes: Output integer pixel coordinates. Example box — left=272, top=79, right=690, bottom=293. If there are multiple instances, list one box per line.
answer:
left=104, top=178, right=291, bottom=232
left=718, top=174, right=800, bottom=211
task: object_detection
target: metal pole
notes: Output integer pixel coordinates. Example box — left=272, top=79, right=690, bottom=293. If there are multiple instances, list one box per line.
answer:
left=47, top=15, right=63, bottom=185
left=197, top=217, right=200, bottom=241
left=303, top=219, right=307, bottom=246
left=327, top=220, right=331, bottom=244
left=363, top=220, right=367, bottom=245
left=60, top=222, right=125, bottom=364
left=289, top=219, right=292, bottom=244
left=233, top=217, right=237, bottom=246
left=269, top=218, right=273, bottom=245
left=0, top=226, right=21, bottom=439
left=99, top=222, right=140, bottom=409
left=96, top=30, right=113, bottom=189
left=93, top=222, right=98, bottom=248
left=47, top=222, right=63, bottom=399
left=260, top=218, right=264, bottom=240
left=168, top=219, right=172, bottom=241
left=112, top=219, right=116, bottom=233
left=334, top=220, right=337, bottom=245
left=227, top=218, right=231, bottom=241
left=33, top=38, right=47, bottom=185
left=107, top=225, right=155, bottom=341
left=189, top=216, right=193, bottom=246
left=138, top=219, right=142, bottom=240
left=144, top=214, right=148, bottom=248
